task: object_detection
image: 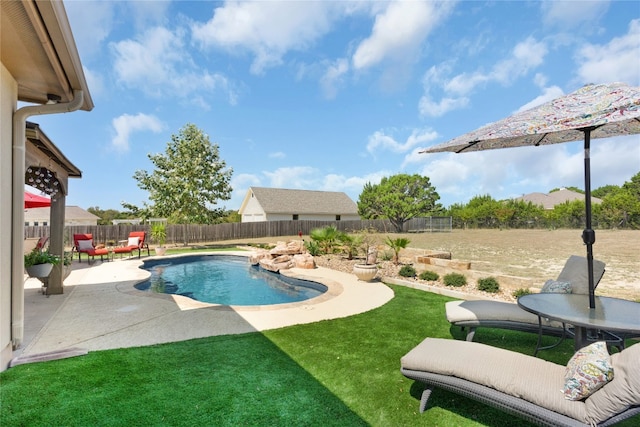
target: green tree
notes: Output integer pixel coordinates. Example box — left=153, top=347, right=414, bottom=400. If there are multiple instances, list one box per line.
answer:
left=622, top=171, right=640, bottom=199
left=129, top=123, right=233, bottom=224
left=357, top=174, right=441, bottom=232
left=592, top=184, right=620, bottom=199
left=87, top=207, right=137, bottom=225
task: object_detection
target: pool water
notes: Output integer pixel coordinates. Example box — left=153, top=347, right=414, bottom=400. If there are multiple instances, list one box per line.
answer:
left=136, top=255, right=326, bottom=306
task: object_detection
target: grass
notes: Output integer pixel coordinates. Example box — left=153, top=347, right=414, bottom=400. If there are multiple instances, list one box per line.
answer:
left=4, top=284, right=635, bottom=427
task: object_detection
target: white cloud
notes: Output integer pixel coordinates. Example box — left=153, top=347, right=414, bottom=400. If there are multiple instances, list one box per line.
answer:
left=111, top=113, right=165, bottom=151
left=515, top=85, right=564, bottom=113
left=418, top=95, right=470, bottom=117
left=418, top=134, right=640, bottom=207
left=420, top=37, right=548, bottom=117
left=320, top=58, right=350, bottom=99
left=111, top=26, right=237, bottom=107
left=263, top=166, right=319, bottom=188
left=65, top=1, right=115, bottom=58
left=542, top=1, right=610, bottom=29
left=367, top=128, right=439, bottom=154
left=575, top=19, right=640, bottom=85
left=268, top=152, right=286, bottom=159
left=191, top=2, right=337, bottom=74
left=352, top=1, right=453, bottom=70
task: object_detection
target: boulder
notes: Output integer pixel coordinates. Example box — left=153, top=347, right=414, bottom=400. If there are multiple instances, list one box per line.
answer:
left=293, top=253, right=315, bottom=269
left=269, top=240, right=305, bottom=255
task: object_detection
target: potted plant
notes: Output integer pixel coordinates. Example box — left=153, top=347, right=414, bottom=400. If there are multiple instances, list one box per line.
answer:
left=150, top=223, right=167, bottom=256
left=352, top=228, right=379, bottom=281
left=24, top=248, right=61, bottom=278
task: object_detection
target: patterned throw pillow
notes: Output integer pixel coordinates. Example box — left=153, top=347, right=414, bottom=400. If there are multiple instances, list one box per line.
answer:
left=541, top=279, right=572, bottom=294
left=563, top=341, right=614, bottom=401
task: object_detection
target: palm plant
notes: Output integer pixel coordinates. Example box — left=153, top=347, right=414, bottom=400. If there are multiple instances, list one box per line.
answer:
left=309, top=225, right=340, bottom=255
left=385, top=236, right=411, bottom=265
left=337, top=232, right=362, bottom=260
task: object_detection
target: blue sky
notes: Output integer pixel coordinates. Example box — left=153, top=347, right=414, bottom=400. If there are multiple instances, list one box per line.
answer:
left=28, top=1, right=640, bottom=212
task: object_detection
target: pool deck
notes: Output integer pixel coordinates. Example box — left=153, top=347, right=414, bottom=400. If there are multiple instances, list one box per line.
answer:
left=14, top=251, right=393, bottom=365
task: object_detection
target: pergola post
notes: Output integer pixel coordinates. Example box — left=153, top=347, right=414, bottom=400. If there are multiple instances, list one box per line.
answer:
left=46, top=192, right=66, bottom=294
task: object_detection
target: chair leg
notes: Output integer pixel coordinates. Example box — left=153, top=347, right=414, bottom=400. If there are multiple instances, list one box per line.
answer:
left=419, top=388, right=433, bottom=413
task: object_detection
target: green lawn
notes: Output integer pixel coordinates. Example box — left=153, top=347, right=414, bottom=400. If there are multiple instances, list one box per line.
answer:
left=1, top=284, right=636, bottom=426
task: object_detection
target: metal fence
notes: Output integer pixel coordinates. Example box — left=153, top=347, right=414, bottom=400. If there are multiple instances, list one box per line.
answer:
left=23, top=217, right=452, bottom=247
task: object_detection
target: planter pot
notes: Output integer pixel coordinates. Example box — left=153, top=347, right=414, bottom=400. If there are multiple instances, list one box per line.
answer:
left=26, top=263, right=54, bottom=278
left=353, top=263, right=377, bottom=282
left=155, top=247, right=167, bottom=256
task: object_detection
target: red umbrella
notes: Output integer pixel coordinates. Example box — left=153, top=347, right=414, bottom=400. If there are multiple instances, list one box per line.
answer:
left=24, top=192, right=51, bottom=208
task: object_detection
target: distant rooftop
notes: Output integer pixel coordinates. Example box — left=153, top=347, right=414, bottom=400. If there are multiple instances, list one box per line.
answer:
left=514, top=188, right=602, bottom=210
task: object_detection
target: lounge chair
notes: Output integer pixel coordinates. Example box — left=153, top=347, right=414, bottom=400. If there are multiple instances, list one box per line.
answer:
left=445, top=255, right=606, bottom=343
left=401, top=337, right=640, bottom=426
left=113, top=231, right=150, bottom=259
left=72, top=233, right=109, bottom=263
left=24, top=236, right=48, bottom=254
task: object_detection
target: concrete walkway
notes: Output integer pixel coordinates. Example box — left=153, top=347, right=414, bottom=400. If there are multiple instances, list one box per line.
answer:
left=15, top=252, right=393, bottom=364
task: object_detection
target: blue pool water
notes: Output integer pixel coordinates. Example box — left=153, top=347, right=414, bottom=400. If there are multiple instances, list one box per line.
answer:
left=136, top=255, right=326, bottom=306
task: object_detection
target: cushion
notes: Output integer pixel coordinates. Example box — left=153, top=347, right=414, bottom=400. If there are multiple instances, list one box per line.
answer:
left=584, top=342, right=640, bottom=424
left=541, top=279, right=572, bottom=294
left=563, top=341, right=614, bottom=401
left=77, top=240, right=93, bottom=250
left=401, top=338, right=587, bottom=421
left=127, top=236, right=140, bottom=247
left=556, top=256, right=605, bottom=295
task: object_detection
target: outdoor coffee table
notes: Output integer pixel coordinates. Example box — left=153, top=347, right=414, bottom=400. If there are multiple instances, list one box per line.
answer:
left=518, top=293, right=640, bottom=353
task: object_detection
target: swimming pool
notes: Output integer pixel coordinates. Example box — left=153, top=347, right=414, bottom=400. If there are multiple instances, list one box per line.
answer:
left=136, top=255, right=327, bottom=306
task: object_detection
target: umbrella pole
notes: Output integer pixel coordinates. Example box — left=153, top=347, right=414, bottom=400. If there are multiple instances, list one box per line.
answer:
left=581, top=128, right=596, bottom=309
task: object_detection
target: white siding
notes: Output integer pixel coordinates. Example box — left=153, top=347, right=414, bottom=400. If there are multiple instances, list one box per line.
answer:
left=0, top=64, right=16, bottom=369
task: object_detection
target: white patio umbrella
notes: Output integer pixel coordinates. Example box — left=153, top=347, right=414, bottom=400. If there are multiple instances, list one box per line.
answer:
left=421, top=82, right=640, bottom=309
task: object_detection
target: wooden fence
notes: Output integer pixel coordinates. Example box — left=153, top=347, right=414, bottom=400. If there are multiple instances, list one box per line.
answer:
left=24, top=217, right=452, bottom=247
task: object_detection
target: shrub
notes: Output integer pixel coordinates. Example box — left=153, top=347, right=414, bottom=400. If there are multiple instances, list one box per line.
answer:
left=443, top=273, right=466, bottom=287
left=477, top=277, right=500, bottom=293
left=513, top=288, right=532, bottom=298
left=304, top=240, right=322, bottom=256
left=419, top=270, right=439, bottom=281
left=399, top=265, right=417, bottom=278
left=380, top=250, right=393, bottom=261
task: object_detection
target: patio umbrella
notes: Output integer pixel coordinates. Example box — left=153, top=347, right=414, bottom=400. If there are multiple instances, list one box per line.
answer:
left=421, top=82, right=640, bottom=309
left=24, top=191, right=51, bottom=208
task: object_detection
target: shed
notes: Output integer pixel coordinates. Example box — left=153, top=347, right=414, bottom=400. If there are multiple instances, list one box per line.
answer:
left=239, top=187, right=360, bottom=223
left=24, top=206, right=100, bottom=226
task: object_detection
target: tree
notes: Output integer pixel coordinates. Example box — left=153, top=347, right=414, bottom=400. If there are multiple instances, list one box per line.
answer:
left=129, top=123, right=233, bottom=224
left=357, top=174, right=441, bottom=232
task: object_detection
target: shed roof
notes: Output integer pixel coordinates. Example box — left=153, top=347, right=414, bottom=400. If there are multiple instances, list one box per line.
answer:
left=243, top=187, right=359, bottom=215
left=24, top=206, right=100, bottom=221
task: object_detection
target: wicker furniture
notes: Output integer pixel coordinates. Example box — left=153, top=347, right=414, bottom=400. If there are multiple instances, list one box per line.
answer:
left=401, top=338, right=640, bottom=426
left=445, top=255, right=605, bottom=343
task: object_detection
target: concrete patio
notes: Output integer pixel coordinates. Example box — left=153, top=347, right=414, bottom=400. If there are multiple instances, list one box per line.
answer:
left=14, top=252, right=394, bottom=365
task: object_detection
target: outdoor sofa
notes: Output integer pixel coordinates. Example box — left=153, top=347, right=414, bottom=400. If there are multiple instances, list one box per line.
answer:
left=445, top=255, right=606, bottom=343
left=400, top=337, right=640, bottom=426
